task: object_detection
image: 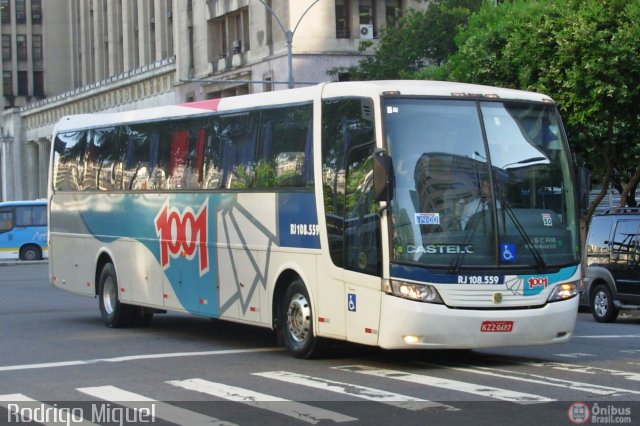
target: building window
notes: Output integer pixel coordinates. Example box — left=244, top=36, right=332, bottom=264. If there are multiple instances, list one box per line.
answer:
left=2, top=35, right=10, bottom=61
left=16, top=35, right=27, bottom=60
left=359, top=0, right=374, bottom=25
left=3, top=71, right=11, bottom=95
left=1, top=0, right=9, bottom=24
left=33, top=71, right=43, bottom=97
left=15, top=0, right=26, bottom=24
left=32, top=35, right=42, bottom=61
left=219, top=19, right=227, bottom=57
left=263, top=74, right=273, bottom=92
left=385, top=0, right=401, bottom=27
left=335, top=0, right=350, bottom=38
left=31, top=0, right=41, bottom=24
left=18, top=71, right=28, bottom=95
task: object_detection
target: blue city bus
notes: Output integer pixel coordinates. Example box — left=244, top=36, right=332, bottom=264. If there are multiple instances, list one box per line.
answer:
left=0, top=200, right=48, bottom=261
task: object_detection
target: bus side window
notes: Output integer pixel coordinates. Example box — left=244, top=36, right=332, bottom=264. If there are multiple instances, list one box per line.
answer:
left=202, top=120, right=222, bottom=190
left=184, top=127, right=206, bottom=190
left=219, top=112, right=258, bottom=189
left=256, top=103, right=313, bottom=189
left=53, top=130, right=88, bottom=191
left=92, top=127, right=121, bottom=191
left=34, top=205, right=47, bottom=226
left=0, top=208, right=13, bottom=232
left=124, top=125, right=153, bottom=190
left=15, top=206, right=32, bottom=227
left=344, top=145, right=381, bottom=276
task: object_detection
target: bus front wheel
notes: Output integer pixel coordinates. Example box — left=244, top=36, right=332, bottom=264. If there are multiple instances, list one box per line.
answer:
left=20, top=245, right=41, bottom=261
left=280, top=279, right=320, bottom=359
left=98, top=263, right=134, bottom=328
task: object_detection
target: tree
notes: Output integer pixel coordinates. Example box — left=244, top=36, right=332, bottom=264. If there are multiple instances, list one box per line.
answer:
left=418, top=0, right=640, bottom=223
left=328, top=0, right=483, bottom=80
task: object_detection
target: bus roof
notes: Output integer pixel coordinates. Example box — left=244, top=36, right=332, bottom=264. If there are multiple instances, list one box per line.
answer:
left=52, top=80, right=553, bottom=134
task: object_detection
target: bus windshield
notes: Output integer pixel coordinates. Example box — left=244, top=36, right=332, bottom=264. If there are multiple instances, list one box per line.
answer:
left=386, top=98, right=579, bottom=270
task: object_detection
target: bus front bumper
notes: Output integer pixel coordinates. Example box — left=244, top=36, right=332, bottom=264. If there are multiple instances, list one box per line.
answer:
left=377, top=293, right=579, bottom=350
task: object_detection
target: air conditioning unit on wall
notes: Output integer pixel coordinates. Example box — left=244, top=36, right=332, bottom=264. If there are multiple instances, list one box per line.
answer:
left=359, top=24, right=374, bottom=39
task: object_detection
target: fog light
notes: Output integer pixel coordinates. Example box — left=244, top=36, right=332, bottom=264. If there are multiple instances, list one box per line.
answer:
left=403, top=335, right=421, bottom=344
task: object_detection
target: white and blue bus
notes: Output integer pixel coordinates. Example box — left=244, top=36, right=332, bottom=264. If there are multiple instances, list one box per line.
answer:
left=48, top=81, right=581, bottom=358
left=0, top=199, right=48, bottom=261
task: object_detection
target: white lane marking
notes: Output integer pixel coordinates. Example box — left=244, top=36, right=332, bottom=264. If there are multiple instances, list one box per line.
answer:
left=426, top=363, right=640, bottom=397
left=0, top=394, right=99, bottom=425
left=168, top=378, right=357, bottom=424
left=553, top=353, right=595, bottom=358
left=253, top=370, right=457, bottom=411
left=0, top=347, right=282, bottom=372
left=518, top=360, right=640, bottom=384
left=335, top=365, right=553, bottom=404
left=78, top=385, right=236, bottom=426
left=574, top=335, right=640, bottom=339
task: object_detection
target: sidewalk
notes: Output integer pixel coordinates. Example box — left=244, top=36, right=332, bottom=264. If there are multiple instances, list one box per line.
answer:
left=0, top=259, right=48, bottom=266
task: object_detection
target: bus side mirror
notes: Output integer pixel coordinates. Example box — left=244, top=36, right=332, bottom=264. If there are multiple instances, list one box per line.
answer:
left=373, top=149, right=394, bottom=203
left=576, top=165, right=590, bottom=214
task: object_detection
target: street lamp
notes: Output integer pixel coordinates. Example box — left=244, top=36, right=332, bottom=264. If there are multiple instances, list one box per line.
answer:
left=255, top=0, right=321, bottom=89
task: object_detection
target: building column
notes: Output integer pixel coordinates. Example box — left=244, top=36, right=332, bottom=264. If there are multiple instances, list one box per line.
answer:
left=0, top=136, right=16, bottom=201
left=137, top=0, right=152, bottom=65
left=122, top=0, right=137, bottom=70
left=79, top=0, right=93, bottom=84
left=154, top=0, right=169, bottom=61
left=107, top=0, right=123, bottom=76
left=24, top=140, right=39, bottom=200
left=36, top=138, right=50, bottom=198
left=93, top=0, right=107, bottom=81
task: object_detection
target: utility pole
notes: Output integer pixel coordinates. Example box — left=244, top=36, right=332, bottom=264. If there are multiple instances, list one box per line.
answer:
left=255, top=0, right=321, bottom=89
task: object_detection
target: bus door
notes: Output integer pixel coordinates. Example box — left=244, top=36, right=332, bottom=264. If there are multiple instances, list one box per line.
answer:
left=0, top=206, right=15, bottom=257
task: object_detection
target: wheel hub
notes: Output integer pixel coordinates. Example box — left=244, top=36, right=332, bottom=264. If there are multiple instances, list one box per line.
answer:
left=287, top=293, right=310, bottom=343
left=102, top=277, right=117, bottom=315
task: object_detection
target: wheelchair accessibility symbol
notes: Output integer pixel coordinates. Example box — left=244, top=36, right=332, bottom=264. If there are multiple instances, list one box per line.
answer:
left=348, top=293, right=357, bottom=312
left=501, top=243, right=516, bottom=262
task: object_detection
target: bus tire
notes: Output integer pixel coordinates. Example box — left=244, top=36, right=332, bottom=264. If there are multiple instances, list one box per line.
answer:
left=280, top=279, right=321, bottom=359
left=98, top=263, right=134, bottom=328
left=20, top=245, right=41, bottom=261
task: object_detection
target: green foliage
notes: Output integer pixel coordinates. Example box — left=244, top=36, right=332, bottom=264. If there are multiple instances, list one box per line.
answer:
left=328, top=0, right=483, bottom=80
left=418, top=0, right=640, bottom=209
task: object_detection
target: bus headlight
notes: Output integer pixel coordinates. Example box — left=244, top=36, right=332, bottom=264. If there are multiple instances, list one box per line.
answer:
left=547, top=282, right=578, bottom=302
left=386, top=280, right=444, bottom=304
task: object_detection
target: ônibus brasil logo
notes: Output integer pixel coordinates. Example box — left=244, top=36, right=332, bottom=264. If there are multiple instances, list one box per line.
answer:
left=155, top=199, right=209, bottom=276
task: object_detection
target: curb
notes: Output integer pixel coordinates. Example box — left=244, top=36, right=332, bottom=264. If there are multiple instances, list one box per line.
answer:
left=0, top=260, right=48, bottom=267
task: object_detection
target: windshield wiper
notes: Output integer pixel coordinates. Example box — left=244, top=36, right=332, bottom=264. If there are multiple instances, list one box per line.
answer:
left=497, top=198, right=547, bottom=271
left=448, top=198, right=485, bottom=274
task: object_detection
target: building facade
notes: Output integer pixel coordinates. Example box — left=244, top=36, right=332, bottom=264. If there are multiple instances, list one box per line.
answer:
left=0, top=0, right=426, bottom=202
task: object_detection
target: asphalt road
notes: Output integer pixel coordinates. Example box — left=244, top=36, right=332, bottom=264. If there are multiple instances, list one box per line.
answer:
left=1, top=262, right=640, bottom=425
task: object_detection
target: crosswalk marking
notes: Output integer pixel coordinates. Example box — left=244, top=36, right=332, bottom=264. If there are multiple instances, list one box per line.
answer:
left=168, top=378, right=357, bottom=424
left=0, top=394, right=99, bottom=426
left=420, top=363, right=640, bottom=397
left=253, top=370, right=457, bottom=411
left=334, top=365, right=553, bottom=404
left=77, top=385, right=235, bottom=426
left=529, top=360, right=640, bottom=382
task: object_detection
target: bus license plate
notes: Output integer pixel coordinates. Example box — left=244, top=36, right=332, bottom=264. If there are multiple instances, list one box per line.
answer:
left=480, top=321, right=513, bottom=332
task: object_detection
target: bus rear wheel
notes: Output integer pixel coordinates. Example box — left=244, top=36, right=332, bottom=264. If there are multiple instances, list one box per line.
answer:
left=20, top=245, right=41, bottom=261
left=280, top=279, right=321, bottom=359
left=98, top=263, right=134, bottom=328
